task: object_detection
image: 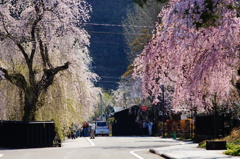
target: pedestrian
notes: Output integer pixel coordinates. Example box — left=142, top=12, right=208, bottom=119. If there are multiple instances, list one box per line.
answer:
left=142, top=120, right=147, bottom=135
left=83, top=122, right=89, bottom=137
left=138, top=120, right=143, bottom=136
left=80, top=127, right=84, bottom=137
left=89, top=121, right=96, bottom=139
left=70, top=131, right=75, bottom=139
left=147, top=120, right=153, bottom=136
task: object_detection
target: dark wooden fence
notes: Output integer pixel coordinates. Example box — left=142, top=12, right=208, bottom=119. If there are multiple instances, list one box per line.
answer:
left=112, top=106, right=141, bottom=136
left=195, top=114, right=232, bottom=141
left=0, top=121, right=56, bottom=148
left=112, top=123, right=140, bottom=136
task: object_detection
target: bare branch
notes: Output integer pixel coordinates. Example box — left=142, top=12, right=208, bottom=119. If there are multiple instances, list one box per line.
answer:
left=0, top=66, right=27, bottom=90
left=29, top=10, right=44, bottom=62
left=37, top=62, right=70, bottom=92
left=38, top=33, right=53, bottom=69
left=0, top=12, right=30, bottom=66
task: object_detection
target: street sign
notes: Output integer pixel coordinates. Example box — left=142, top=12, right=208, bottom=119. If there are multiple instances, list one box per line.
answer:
left=140, top=106, right=148, bottom=112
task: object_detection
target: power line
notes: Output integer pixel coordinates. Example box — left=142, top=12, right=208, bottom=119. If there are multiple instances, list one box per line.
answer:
left=90, top=41, right=126, bottom=45
left=83, top=23, right=154, bottom=28
left=88, top=31, right=152, bottom=35
left=1, top=22, right=155, bottom=28
left=93, top=67, right=126, bottom=70
left=97, top=81, right=119, bottom=83
left=101, top=76, right=120, bottom=79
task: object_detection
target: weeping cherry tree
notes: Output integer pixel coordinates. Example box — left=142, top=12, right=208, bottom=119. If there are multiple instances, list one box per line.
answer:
left=134, top=0, right=240, bottom=112
left=0, top=0, right=94, bottom=121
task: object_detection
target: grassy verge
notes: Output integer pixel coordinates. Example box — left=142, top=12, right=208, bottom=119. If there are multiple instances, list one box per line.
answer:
left=223, top=128, right=240, bottom=156
left=198, top=127, right=240, bottom=156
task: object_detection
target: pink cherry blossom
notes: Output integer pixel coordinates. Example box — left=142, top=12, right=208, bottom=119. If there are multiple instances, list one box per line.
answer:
left=134, top=0, right=240, bottom=112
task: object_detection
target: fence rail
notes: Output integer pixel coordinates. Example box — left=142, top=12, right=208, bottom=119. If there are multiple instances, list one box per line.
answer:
left=0, top=121, right=56, bottom=148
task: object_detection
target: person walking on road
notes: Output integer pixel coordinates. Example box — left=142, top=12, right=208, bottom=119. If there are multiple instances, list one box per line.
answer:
left=89, top=121, right=96, bottom=139
left=148, top=120, right=153, bottom=136
left=142, top=120, right=147, bottom=135
left=83, top=122, right=89, bottom=137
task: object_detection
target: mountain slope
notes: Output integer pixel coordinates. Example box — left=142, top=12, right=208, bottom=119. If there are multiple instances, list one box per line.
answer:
left=85, top=0, right=133, bottom=90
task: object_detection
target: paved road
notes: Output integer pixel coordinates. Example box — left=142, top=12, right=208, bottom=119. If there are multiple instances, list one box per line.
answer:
left=0, top=137, right=180, bottom=159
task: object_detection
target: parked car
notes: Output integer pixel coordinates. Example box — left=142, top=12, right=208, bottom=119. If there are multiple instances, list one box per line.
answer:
left=95, top=121, right=109, bottom=136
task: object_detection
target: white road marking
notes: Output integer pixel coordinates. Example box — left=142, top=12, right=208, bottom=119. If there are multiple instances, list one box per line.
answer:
left=0, top=154, right=3, bottom=158
left=130, top=150, right=144, bottom=159
left=86, top=137, right=95, bottom=146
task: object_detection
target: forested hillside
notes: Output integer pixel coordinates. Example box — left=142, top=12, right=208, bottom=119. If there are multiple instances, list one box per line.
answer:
left=85, top=0, right=133, bottom=90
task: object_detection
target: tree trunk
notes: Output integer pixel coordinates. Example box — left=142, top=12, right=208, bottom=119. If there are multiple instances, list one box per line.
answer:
left=21, top=62, right=69, bottom=121
left=22, top=86, right=39, bottom=121
left=1, top=62, right=69, bottom=121
left=236, top=69, right=240, bottom=96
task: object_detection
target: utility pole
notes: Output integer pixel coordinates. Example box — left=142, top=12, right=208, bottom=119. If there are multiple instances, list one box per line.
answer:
left=213, top=93, right=217, bottom=139
left=94, top=105, right=97, bottom=121
left=99, top=93, right=103, bottom=121
left=161, top=85, right=165, bottom=137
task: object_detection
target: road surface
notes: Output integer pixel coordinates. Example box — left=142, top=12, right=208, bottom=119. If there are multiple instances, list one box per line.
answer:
left=0, top=136, right=180, bottom=159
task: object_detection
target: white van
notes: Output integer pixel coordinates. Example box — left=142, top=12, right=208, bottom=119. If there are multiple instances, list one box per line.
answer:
left=95, top=121, right=109, bottom=136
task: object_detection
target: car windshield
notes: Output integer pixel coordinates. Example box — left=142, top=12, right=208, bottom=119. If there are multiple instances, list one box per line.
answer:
left=97, top=122, right=107, bottom=126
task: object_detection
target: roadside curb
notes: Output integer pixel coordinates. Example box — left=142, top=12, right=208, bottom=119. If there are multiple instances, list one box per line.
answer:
left=149, top=148, right=175, bottom=159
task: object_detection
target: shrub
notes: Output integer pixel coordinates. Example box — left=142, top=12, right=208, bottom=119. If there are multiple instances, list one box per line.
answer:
left=198, top=141, right=206, bottom=148
left=223, top=128, right=240, bottom=156
left=225, top=146, right=240, bottom=156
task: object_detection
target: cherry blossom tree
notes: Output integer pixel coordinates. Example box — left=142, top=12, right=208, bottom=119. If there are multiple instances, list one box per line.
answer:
left=35, top=43, right=100, bottom=139
left=112, top=65, right=152, bottom=108
left=0, top=0, right=98, bottom=121
left=134, top=0, right=240, bottom=112
left=113, top=77, right=146, bottom=108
